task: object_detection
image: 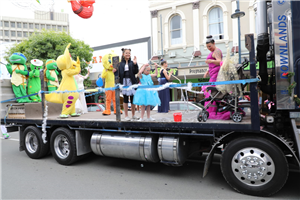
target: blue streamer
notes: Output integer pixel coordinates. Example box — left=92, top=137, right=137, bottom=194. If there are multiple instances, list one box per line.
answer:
left=1, top=78, right=259, bottom=103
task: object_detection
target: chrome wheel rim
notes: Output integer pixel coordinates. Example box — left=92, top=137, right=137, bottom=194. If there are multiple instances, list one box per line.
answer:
left=231, top=147, right=275, bottom=186
left=233, top=114, right=242, bottom=122
left=54, top=134, right=70, bottom=159
left=25, top=132, right=38, bottom=154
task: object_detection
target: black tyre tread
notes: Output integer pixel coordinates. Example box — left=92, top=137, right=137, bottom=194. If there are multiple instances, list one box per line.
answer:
left=50, top=127, right=78, bottom=165
left=220, top=136, right=289, bottom=197
left=23, top=126, right=50, bottom=159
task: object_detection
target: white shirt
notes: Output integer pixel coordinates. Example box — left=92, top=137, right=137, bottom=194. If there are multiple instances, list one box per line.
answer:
left=125, top=64, right=129, bottom=71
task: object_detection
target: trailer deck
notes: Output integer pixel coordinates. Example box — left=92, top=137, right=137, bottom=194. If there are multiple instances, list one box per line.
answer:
left=2, top=102, right=254, bottom=133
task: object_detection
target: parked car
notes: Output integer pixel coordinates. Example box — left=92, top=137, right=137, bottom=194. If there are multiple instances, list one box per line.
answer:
left=152, top=101, right=203, bottom=111
left=87, top=103, right=105, bottom=112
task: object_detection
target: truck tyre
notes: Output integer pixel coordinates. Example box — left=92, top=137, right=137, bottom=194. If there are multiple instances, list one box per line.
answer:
left=221, top=137, right=288, bottom=197
left=23, top=126, right=49, bottom=159
left=50, top=127, right=78, bottom=165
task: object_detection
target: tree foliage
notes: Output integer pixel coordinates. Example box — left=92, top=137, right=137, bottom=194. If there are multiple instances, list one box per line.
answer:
left=4, top=30, right=94, bottom=87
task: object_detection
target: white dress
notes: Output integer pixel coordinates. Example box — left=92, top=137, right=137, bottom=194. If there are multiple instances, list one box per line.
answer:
left=74, top=74, right=88, bottom=114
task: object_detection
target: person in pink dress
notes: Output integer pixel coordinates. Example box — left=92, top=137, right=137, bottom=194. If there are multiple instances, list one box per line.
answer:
left=203, top=35, right=230, bottom=120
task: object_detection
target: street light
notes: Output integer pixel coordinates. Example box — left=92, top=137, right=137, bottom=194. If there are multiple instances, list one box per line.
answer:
left=231, top=0, right=245, bottom=64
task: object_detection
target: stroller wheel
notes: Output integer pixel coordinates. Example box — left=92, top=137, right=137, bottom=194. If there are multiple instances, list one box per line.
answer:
left=202, top=111, right=209, bottom=122
left=232, top=112, right=243, bottom=122
left=197, top=112, right=202, bottom=122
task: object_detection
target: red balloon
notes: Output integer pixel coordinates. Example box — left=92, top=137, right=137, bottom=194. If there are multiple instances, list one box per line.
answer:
left=69, top=0, right=95, bottom=19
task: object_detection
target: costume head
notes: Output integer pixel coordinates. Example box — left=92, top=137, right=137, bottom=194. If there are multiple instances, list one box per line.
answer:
left=102, top=50, right=118, bottom=71
left=56, top=43, right=72, bottom=71
left=30, top=59, right=43, bottom=70
left=9, top=52, right=27, bottom=65
left=45, top=59, right=57, bottom=70
left=80, top=0, right=95, bottom=7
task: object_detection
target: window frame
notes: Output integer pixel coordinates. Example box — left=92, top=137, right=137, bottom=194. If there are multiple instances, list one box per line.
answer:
left=208, top=6, right=224, bottom=41
left=4, top=21, right=9, bottom=27
left=170, top=15, right=183, bottom=46
left=11, top=31, right=16, bottom=37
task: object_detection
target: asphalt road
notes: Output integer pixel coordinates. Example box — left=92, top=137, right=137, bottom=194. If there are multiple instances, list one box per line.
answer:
left=1, top=131, right=300, bottom=200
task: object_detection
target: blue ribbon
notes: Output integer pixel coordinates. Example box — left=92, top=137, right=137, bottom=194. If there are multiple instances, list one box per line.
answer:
left=1, top=78, right=259, bottom=103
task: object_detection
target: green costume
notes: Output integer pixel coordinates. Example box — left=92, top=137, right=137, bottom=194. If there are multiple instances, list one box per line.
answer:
left=28, top=59, right=43, bottom=102
left=45, top=59, right=59, bottom=91
left=6, top=53, right=32, bottom=103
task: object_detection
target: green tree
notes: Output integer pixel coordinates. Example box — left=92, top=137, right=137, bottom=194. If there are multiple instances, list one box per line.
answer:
left=4, top=30, right=94, bottom=87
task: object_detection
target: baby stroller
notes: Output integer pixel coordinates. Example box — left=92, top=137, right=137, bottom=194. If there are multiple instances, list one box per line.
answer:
left=197, top=58, right=249, bottom=123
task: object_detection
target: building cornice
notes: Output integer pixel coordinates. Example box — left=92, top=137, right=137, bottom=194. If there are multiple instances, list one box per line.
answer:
left=149, top=0, right=195, bottom=11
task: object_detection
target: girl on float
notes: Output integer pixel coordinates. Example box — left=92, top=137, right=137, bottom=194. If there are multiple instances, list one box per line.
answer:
left=158, top=60, right=173, bottom=113
left=118, top=48, right=139, bottom=121
left=133, top=63, right=160, bottom=121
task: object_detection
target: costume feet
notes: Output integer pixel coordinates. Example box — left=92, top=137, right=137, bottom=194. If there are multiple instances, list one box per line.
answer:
left=3, top=133, right=10, bottom=139
left=59, top=114, right=69, bottom=118
left=102, top=110, right=111, bottom=115
left=70, top=113, right=81, bottom=117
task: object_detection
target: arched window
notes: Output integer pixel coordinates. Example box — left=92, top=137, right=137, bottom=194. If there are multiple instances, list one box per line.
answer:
left=208, top=7, right=224, bottom=40
left=170, top=15, right=182, bottom=45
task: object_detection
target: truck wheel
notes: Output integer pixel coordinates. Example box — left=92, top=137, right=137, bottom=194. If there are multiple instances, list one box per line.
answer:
left=50, top=127, right=78, bottom=165
left=23, top=126, right=49, bottom=159
left=221, top=137, right=288, bottom=197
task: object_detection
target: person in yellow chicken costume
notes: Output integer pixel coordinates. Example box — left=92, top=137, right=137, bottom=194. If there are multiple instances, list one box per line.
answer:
left=45, top=43, right=81, bottom=118
left=101, top=51, right=123, bottom=115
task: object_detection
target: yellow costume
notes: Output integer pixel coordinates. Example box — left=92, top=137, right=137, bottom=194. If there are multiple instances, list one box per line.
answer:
left=45, top=43, right=81, bottom=118
left=101, top=51, right=122, bottom=115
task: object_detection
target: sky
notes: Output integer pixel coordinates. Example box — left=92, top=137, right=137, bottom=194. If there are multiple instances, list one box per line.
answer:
left=0, top=0, right=151, bottom=47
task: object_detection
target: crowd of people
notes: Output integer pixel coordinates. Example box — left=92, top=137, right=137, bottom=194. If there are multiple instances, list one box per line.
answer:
left=75, top=35, right=232, bottom=121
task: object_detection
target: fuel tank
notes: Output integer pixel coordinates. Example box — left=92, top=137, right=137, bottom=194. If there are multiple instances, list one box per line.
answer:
left=90, top=133, right=159, bottom=162
left=158, top=136, right=188, bottom=166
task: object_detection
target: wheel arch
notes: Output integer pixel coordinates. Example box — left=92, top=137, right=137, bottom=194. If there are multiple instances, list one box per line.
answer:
left=203, top=130, right=300, bottom=177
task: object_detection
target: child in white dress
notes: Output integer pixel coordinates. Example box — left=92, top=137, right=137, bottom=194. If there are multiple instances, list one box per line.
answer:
left=133, top=63, right=160, bottom=121
left=74, top=68, right=90, bottom=114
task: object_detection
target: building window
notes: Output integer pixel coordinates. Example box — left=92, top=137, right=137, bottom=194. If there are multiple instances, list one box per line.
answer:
left=0, top=21, right=2, bottom=27
left=63, top=26, right=67, bottom=31
left=29, top=32, right=33, bottom=36
left=23, top=23, right=28, bottom=29
left=35, top=24, right=39, bottom=29
left=24, top=32, right=28, bottom=37
left=4, top=39, right=10, bottom=42
left=208, top=7, right=224, bottom=40
left=17, top=22, right=22, bottom=28
left=17, top=40, right=22, bottom=43
left=11, top=31, right=16, bottom=37
left=29, top=23, right=33, bottom=29
left=4, top=30, right=9, bottom=37
left=0, top=31, right=3, bottom=36
left=47, top=24, right=51, bottom=29
left=4, top=21, right=9, bottom=27
left=11, top=22, right=15, bottom=28
left=170, top=15, right=182, bottom=45
left=11, top=40, right=16, bottom=42
left=17, top=31, right=22, bottom=37
left=58, top=25, right=62, bottom=31
left=41, top=24, right=45, bottom=29
left=52, top=25, right=56, bottom=30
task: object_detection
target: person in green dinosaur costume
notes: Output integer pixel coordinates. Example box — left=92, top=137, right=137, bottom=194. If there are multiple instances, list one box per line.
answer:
left=6, top=53, right=32, bottom=103
left=44, top=59, right=59, bottom=91
left=28, top=59, right=43, bottom=102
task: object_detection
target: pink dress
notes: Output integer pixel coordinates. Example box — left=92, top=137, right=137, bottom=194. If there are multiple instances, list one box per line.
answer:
left=204, top=49, right=231, bottom=120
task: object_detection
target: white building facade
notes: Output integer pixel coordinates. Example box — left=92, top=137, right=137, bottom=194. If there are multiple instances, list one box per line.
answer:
left=0, top=11, right=69, bottom=43
left=149, top=0, right=256, bottom=101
